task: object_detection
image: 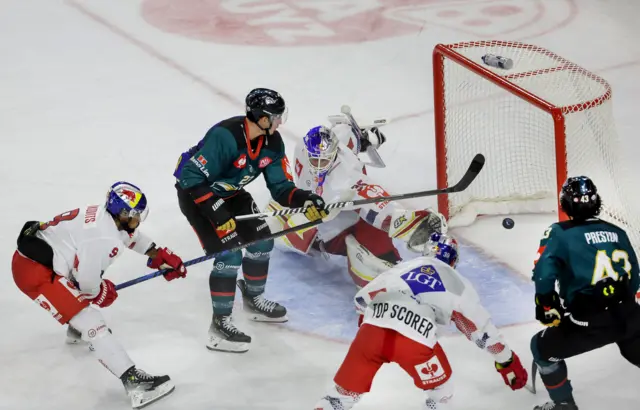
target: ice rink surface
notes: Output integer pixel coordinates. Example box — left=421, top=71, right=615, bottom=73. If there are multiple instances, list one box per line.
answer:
left=1, top=1, right=639, bottom=409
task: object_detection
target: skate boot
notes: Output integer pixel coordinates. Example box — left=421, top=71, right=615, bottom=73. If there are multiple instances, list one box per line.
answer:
left=206, top=314, right=251, bottom=353
left=65, top=325, right=84, bottom=345
left=237, top=279, right=288, bottom=322
left=120, top=366, right=174, bottom=409
left=533, top=399, right=579, bottom=410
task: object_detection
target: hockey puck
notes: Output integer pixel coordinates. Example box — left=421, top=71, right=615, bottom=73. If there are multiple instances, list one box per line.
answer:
left=502, top=218, right=515, bottom=229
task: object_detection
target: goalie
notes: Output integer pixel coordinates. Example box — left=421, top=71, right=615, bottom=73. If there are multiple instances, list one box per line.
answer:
left=265, top=114, right=445, bottom=287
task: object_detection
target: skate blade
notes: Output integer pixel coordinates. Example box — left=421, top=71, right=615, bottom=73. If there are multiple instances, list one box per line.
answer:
left=206, top=336, right=249, bottom=353
left=247, top=313, right=289, bottom=323
left=130, top=381, right=175, bottom=409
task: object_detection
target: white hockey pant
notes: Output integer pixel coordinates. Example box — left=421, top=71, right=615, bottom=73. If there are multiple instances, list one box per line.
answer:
left=69, top=306, right=134, bottom=378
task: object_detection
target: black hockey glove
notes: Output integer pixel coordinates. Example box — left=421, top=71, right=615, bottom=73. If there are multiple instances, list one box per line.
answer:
left=291, top=190, right=328, bottom=222
left=535, top=292, right=564, bottom=327
left=359, top=127, right=386, bottom=152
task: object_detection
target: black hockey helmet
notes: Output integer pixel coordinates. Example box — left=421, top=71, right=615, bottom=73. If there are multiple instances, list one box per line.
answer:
left=559, top=176, right=602, bottom=220
left=245, top=88, right=287, bottom=125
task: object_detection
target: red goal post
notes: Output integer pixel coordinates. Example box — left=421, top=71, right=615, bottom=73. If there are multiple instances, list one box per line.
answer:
left=432, top=40, right=638, bottom=248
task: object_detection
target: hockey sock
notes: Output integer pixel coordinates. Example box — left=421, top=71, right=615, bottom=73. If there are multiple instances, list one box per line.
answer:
left=242, top=258, right=269, bottom=296
left=531, top=334, right=574, bottom=402
left=209, top=275, right=238, bottom=316
left=69, top=307, right=134, bottom=378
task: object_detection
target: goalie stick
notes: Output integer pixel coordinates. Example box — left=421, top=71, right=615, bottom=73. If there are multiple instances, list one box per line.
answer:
left=237, top=153, right=486, bottom=221
left=116, top=153, right=484, bottom=290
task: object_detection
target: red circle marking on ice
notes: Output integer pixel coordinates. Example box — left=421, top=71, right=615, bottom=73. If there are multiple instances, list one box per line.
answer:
left=464, top=19, right=492, bottom=27
left=140, top=0, right=575, bottom=46
left=436, top=10, right=464, bottom=19
left=481, top=5, right=523, bottom=17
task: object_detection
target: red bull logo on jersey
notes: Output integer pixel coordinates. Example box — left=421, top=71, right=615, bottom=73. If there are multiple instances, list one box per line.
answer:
left=401, top=265, right=446, bottom=295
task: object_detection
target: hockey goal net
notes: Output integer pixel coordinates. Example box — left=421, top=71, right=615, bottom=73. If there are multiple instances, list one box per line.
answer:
left=434, top=40, right=639, bottom=249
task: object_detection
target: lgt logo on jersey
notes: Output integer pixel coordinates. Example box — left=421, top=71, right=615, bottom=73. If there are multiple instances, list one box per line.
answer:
left=401, top=266, right=446, bottom=295
left=234, top=154, right=247, bottom=169
left=258, top=157, right=273, bottom=168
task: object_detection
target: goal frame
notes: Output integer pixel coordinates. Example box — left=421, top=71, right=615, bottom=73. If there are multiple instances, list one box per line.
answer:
left=432, top=41, right=612, bottom=223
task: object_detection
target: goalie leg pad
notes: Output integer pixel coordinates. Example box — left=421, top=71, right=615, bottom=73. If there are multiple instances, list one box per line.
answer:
left=264, top=199, right=318, bottom=255
left=69, top=306, right=134, bottom=377
left=346, top=234, right=395, bottom=288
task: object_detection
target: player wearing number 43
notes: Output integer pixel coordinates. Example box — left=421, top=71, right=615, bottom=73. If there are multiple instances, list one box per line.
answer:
left=531, top=176, right=640, bottom=410
left=313, top=232, right=528, bottom=410
left=174, top=88, right=328, bottom=353
left=11, top=182, right=187, bottom=409
left=265, top=113, right=446, bottom=288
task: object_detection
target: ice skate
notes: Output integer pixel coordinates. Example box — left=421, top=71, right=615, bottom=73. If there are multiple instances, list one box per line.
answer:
left=121, top=366, right=174, bottom=409
left=533, top=400, right=579, bottom=410
left=65, top=325, right=85, bottom=345
left=237, top=279, right=288, bottom=322
left=206, top=314, right=251, bottom=353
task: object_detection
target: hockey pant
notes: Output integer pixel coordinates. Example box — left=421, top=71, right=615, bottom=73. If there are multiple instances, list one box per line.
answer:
left=12, top=251, right=135, bottom=378
left=176, top=185, right=273, bottom=316
left=320, top=218, right=400, bottom=287
left=531, top=301, right=640, bottom=402
left=315, top=324, right=453, bottom=410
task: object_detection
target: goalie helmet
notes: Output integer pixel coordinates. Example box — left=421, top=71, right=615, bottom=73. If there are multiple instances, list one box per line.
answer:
left=303, top=125, right=339, bottom=187
left=422, top=232, right=459, bottom=268
left=559, top=176, right=601, bottom=220
left=106, top=181, right=149, bottom=232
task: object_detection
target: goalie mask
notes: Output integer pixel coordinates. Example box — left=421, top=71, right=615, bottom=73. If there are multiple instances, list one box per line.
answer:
left=303, top=125, right=339, bottom=188
left=422, top=232, right=459, bottom=268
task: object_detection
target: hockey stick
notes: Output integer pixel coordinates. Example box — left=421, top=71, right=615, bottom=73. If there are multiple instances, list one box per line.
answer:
left=116, top=153, right=484, bottom=290
left=237, top=153, right=486, bottom=221
left=525, top=360, right=538, bottom=394
left=114, top=218, right=323, bottom=290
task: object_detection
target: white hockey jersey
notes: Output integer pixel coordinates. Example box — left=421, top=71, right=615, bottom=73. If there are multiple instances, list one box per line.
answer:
left=355, top=256, right=512, bottom=364
left=36, top=204, right=154, bottom=298
left=293, top=123, right=398, bottom=241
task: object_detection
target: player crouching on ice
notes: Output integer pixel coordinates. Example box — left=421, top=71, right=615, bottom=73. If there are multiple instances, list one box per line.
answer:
left=313, top=232, right=528, bottom=410
left=11, top=182, right=187, bottom=409
left=531, top=176, right=640, bottom=410
left=265, top=114, right=446, bottom=288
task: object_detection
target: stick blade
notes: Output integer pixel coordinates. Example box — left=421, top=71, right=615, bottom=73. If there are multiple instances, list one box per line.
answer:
left=448, top=153, right=485, bottom=193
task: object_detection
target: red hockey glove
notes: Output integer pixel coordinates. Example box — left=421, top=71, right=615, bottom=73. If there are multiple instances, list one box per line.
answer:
left=147, top=247, right=187, bottom=281
left=495, top=352, right=528, bottom=390
left=89, top=279, right=118, bottom=308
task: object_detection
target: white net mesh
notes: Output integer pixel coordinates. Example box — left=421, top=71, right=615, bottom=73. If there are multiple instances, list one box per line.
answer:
left=435, top=41, right=639, bottom=250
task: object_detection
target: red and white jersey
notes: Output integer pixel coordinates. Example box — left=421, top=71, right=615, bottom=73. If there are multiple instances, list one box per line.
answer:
left=36, top=204, right=154, bottom=298
left=355, top=256, right=512, bottom=363
left=293, top=123, right=399, bottom=241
